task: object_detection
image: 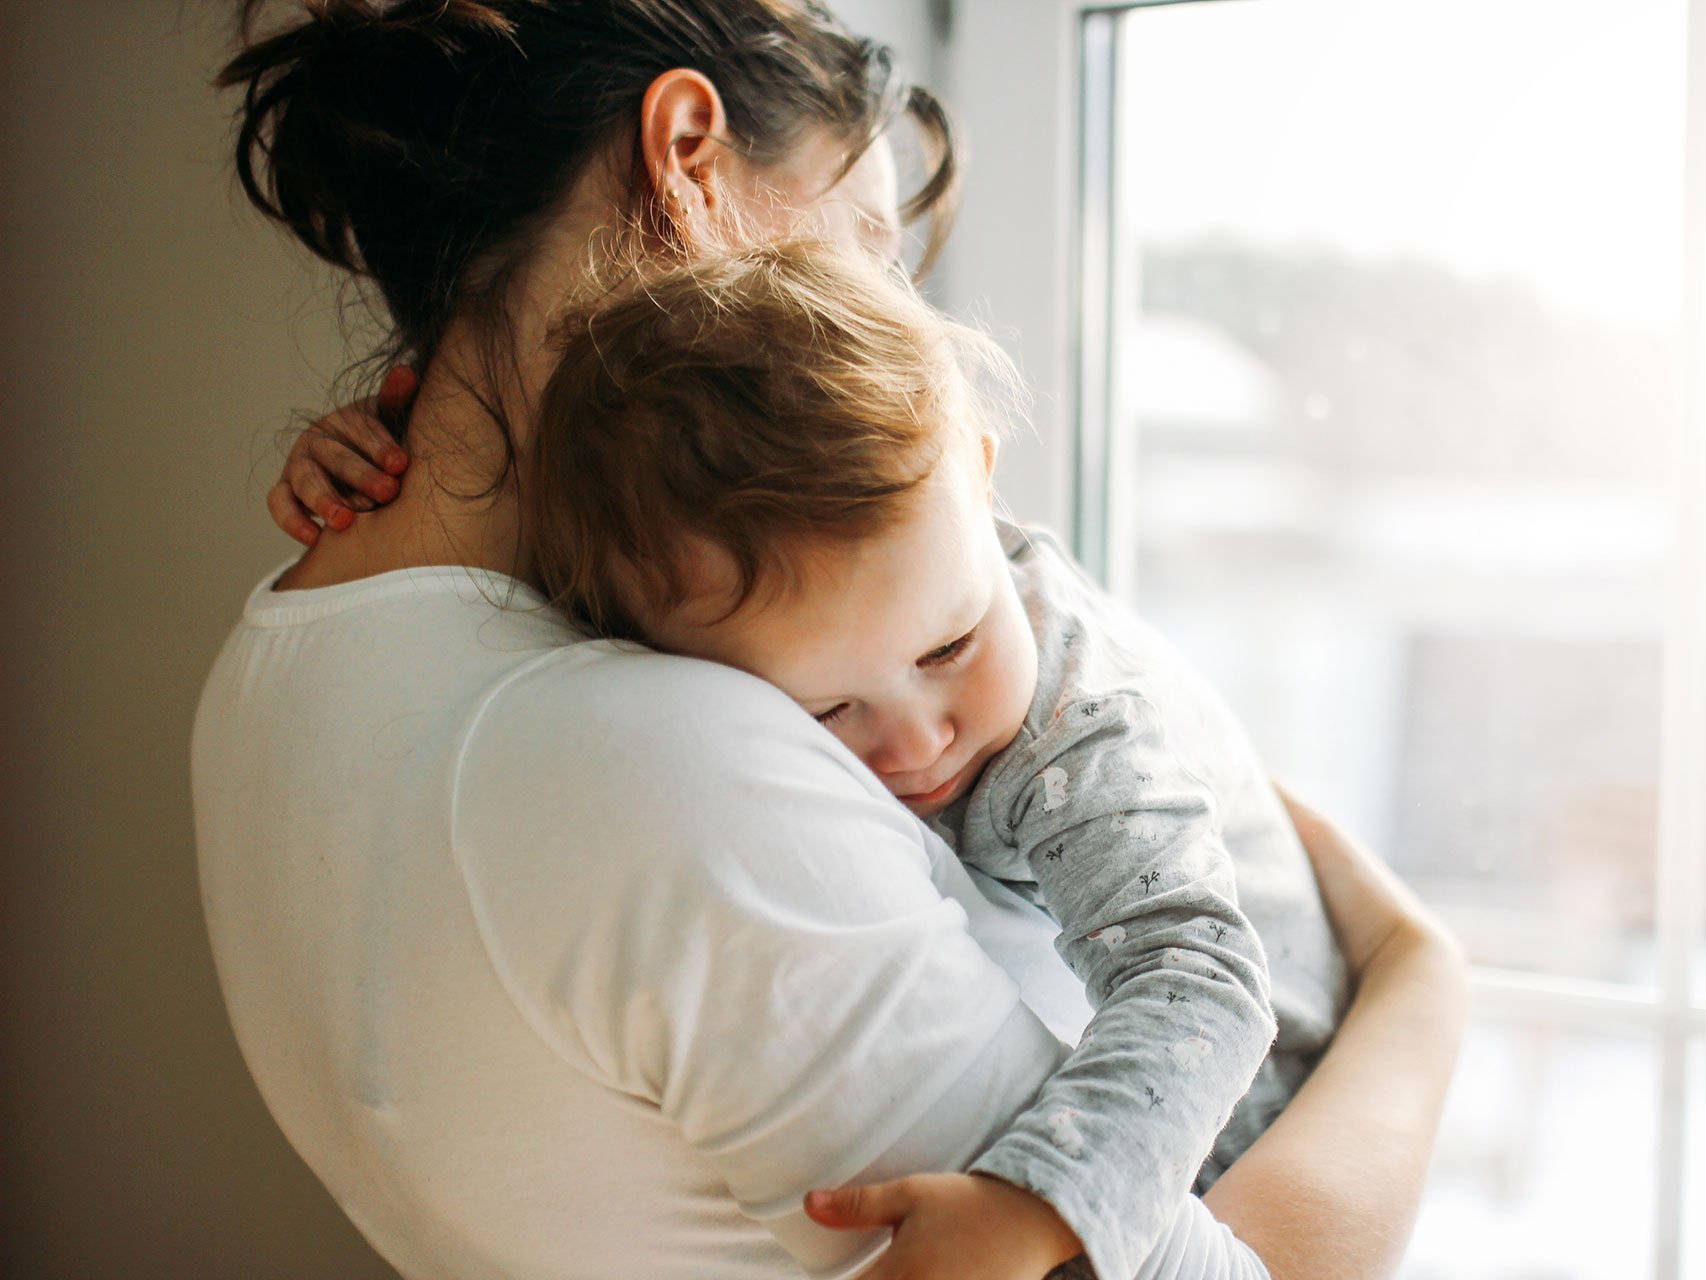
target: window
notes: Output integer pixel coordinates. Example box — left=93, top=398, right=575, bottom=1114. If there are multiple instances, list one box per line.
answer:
left=943, top=0, right=1706, bottom=1268
left=1068, top=1, right=1706, bottom=1274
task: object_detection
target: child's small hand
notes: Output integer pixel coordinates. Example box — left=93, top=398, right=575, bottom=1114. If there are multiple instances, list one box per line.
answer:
left=268, top=365, right=417, bottom=546
left=804, top=1171, right=1083, bottom=1280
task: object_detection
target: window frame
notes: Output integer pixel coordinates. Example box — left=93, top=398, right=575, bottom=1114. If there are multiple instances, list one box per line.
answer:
left=938, top=1, right=1706, bottom=1274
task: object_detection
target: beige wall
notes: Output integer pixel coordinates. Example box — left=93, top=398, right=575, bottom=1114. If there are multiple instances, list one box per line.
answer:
left=1, top=2, right=397, bottom=1275
left=0, top=2, right=937, bottom=1277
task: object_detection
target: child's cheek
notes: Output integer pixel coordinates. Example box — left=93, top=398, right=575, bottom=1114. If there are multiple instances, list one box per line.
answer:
left=987, top=600, right=1039, bottom=745
left=826, top=717, right=870, bottom=764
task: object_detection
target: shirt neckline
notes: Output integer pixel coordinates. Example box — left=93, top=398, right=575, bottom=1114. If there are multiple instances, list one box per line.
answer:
left=242, top=560, right=550, bottom=629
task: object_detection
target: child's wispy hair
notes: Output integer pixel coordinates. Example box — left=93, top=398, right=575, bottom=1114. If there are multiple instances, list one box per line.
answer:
left=524, top=240, right=1021, bottom=639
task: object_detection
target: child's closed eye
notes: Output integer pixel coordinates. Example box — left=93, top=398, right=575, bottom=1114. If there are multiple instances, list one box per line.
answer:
left=920, top=627, right=978, bottom=668
left=809, top=626, right=979, bottom=726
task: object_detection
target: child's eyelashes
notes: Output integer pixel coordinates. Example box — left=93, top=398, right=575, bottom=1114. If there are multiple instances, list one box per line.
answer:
left=920, top=627, right=979, bottom=668
left=807, top=627, right=979, bottom=726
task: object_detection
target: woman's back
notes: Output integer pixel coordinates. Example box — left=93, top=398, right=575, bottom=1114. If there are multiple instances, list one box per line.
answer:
left=194, top=568, right=718, bottom=1277
left=191, top=565, right=1072, bottom=1280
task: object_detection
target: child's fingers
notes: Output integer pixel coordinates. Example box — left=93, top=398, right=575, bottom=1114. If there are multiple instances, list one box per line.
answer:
left=375, top=365, right=420, bottom=435
left=266, top=478, right=320, bottom=547
left=310, top=399, right=410, bottom=475
left=282, top=447, right=357, bottom=531
left=305, top=432, right=401, bottom=504
left=804, top=1179, right=915, bottom=1231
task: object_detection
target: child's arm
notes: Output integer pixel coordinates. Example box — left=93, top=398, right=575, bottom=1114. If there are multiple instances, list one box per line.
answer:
left=964, top=688, right=1277, bottom=1280
left=803, top=1171, right=1270, bottom=1280
left=804, top=792, right=1463, bottom=1280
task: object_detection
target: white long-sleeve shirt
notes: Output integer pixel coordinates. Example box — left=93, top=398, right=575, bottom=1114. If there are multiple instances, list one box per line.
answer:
left=192, top=562, right=1268, bottom=1280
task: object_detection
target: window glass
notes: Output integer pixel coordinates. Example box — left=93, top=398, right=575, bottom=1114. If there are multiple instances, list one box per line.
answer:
left=1104, top=0, right=1687, bottom=986
left=1684, top=1041, right=1705, bottom=1280
left=1398, top=1022, right=1657, bottom=1279
left=1698, top=890, right=1706, bottom=1006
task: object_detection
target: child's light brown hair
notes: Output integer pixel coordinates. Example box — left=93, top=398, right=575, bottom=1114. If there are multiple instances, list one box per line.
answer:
left=525, top=241, right=1016, bottom=640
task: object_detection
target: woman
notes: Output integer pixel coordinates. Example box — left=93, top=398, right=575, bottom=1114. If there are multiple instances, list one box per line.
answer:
left=194, top=3, right=1467, bottom=1278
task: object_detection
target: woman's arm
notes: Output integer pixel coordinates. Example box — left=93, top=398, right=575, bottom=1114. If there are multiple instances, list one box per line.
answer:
left=809, top=791, right=1465, bottom=1280
left=460, top=650, right=1459, bottom=1280
left=450, top=651, right=1079, bottom=1279
left=1200, top=789, right=1468, bottom=1278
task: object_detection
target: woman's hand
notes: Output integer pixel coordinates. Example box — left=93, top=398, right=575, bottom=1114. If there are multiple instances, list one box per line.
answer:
left=804, top=1172, right=1083, bottom=1280
left=268, top=366, right=418, bottom=546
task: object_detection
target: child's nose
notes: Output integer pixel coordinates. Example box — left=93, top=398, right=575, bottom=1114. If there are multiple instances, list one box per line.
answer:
left=869, top=708, right=954, bottom=779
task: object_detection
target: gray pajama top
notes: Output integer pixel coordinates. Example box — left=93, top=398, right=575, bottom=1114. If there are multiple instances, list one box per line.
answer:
left=930, top=522, right=1347, bottom=1280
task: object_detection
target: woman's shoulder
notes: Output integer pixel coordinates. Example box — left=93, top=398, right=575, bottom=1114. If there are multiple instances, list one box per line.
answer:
left=200, top=560, right=869, bottom=856
left=449, top=637, right=936, bottom=922
left=456, top=637, right=855, bottom=792
left=446, top=638, right=978, bottom=1095
left=221, top=557, right=816, bottom=734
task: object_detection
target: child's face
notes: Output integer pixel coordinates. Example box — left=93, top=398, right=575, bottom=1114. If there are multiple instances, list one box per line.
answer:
left=647, top=436, right=1039, bottom=818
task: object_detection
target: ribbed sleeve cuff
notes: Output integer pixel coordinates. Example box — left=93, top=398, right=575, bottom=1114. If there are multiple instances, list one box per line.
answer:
left=970, top=1142, right=1137, bottom=1280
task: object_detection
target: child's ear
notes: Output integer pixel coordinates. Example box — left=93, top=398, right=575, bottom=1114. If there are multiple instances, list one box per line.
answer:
left=980, top=434, right=1000, bottom=500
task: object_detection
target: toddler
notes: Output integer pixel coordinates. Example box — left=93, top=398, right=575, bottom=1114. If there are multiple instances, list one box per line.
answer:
left=524, top=243, right=1346, bottom=1280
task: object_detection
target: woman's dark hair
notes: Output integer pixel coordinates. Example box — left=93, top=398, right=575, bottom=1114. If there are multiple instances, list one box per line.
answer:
left=220, top=0, right=959, bottom=453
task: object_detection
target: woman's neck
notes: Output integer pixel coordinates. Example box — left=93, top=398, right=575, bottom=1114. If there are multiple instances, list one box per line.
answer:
left=273, top=340, right=530, bottom=591
left=273, top=176, right=640, bottom=594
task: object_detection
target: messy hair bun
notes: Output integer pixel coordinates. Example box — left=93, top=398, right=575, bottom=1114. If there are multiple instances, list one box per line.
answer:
left=221, top=1, right=531, bottom=355
left=220, top=0, right=958, bottom=374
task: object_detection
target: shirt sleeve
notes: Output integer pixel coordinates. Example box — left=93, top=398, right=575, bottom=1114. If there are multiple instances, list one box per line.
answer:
left=969, top=689, right=1279, bottom=1280
left=1047, top=1196, right=1271, bottom=1280
left=447, top=648, right=1053, bottom=1278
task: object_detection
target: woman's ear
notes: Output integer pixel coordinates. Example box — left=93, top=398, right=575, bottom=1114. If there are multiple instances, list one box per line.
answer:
left=980, top=433, right=1000, bottom=500
left=638, top=69, right=730, bottom=246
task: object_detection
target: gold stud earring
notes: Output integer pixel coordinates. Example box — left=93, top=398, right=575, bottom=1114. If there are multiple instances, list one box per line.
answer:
left=666, top=186, right=681, bottom=202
